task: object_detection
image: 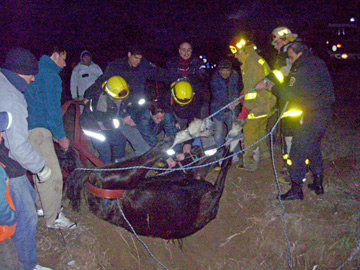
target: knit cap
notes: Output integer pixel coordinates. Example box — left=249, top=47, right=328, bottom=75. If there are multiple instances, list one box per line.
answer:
left=4, top=48, right=39, bottom=75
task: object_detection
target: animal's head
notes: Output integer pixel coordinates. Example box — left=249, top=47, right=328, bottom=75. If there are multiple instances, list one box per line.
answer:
left=171, top=119, right=212, bottom=148
left=226, top=119, right=245, bottom=152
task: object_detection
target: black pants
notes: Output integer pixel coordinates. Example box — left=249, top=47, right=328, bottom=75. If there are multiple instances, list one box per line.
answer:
left=289, top=108, right=332, bottom=185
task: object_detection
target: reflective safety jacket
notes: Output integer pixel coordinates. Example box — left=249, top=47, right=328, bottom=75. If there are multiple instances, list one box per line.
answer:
left=80, top=92, right=135, bottom=133
left=241, top=47, right=277, bottom=119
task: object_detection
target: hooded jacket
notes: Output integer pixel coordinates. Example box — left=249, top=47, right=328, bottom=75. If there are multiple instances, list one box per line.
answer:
left=25, top=55, right=67, bottom=140
left=0, top=70, right=45, bottom=173
left=70, top=51, right=103, bottom=99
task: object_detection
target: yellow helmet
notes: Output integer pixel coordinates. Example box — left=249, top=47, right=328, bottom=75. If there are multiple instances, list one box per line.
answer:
left=171, top=80, right=193, bottom=105
left=102, top=76, right=129, bottom=100
left=271, top=27, right=298, bottom=45
left=229, top=37, right=254, bottom=54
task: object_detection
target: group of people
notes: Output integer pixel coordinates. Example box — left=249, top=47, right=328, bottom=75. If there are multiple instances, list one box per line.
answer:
left=0, top=46, right=76, bottom=270
left=0, top=25, right=334, bottom=269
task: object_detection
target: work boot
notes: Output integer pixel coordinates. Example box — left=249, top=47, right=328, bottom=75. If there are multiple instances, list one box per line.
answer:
left=307, top=174, right=324, bottom=195
left=278, top=183, right=304, bottom=201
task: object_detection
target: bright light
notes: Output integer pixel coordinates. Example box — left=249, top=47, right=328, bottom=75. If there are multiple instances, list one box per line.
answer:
left=350, top=17, right=355, bottom=22
left=341, top=54, right=348, bottom=59
left=204, top=148, right=217, bottom=156
left=112, top=118, right=120, bottom=129
left=138, top=98, right=146, bottom=105
left=332, top=45, right=337, bottom=52
left=166, top=149, right=175, bottom=156
left=83, top=129, right=106, bottom=142
left=336, top=44, right=342, bottom=48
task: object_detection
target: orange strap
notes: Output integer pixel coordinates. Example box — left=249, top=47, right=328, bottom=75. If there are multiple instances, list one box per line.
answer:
left=86, top=182, right=124, bottom=199
left=0, top=181, right=16, bottom=242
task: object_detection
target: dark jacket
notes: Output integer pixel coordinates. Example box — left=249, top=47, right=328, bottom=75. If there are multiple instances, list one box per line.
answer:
left=84, top=57, right=176, bottom=104
left=0, top=142, right=26, bottom=178
left=136, top=111, right=177, bottom=147
left=166, top=56, right=210, bottom=104
left=81, top=92, right=134, bottom=132
left=273, top=51, right=335, bottom=112
left=210, top=70, right=242, bottom=121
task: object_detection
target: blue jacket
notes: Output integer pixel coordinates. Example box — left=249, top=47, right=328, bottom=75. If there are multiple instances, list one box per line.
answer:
left=136, top=111, right=177, bottom=147
left=25, top=56, right=66, bottom=140
left=210, top=70, right=242, bottom=121
left=0, top=166, right=16, bottom=226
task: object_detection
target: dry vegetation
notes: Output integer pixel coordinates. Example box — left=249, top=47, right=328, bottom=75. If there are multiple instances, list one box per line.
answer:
left=36, top=74, right=360, bottom=270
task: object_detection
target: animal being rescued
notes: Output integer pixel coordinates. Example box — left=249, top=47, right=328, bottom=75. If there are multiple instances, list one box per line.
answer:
left=64, top=119, right=243, bottom=240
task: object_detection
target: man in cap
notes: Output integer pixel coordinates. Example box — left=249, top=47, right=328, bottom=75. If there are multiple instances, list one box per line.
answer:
left=0, top=48, right=52, bottom=270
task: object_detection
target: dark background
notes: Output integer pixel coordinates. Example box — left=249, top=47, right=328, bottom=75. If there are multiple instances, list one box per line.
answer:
left=0, top=0, right=359, bottom=100
left=1, top=0, right=358, bottom=64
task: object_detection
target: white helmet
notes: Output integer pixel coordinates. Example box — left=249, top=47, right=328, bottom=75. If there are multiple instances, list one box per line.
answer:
left=271, top=27, right=298, bottom=45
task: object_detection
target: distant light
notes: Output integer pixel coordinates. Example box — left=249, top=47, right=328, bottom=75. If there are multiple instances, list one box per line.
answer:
left=332, top=45, right=337, bottom=52
left=350, top=17, right=355, bottom=22
left=336, top=44, right=342, bottom=48
left=326, top=41, right=329, bottom=44
left=341, top=54, right=348, bottom=59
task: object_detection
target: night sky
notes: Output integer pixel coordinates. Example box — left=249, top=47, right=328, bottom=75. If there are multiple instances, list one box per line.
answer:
left=0, top=0, right=359, bottom=66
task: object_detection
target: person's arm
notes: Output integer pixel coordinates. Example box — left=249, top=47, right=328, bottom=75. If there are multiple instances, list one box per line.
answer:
left=43, top=73, right=67, bottom=141
left=137, top=112, right=158, bottom=147
left=84, top=62, right=117, bottom=101
left=70, top=66, right=79, bottom=99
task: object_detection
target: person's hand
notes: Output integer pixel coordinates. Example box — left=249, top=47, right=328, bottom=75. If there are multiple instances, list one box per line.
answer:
left=57, top=137, right=70, bottom=151
left=176, top=153, right=185, bottom=161
left=166, top=158, right=177, bottom=169
left=37, top=165, right=52, bottom=183
left=255, top=80, right=267, bottom=91
left=83, top=98, right=89, bottom=105
left=183, top=144, right=191, bottom=154
left=175, top=123, right=181, bottom=130
left=123, top=116, right=136, bottom=126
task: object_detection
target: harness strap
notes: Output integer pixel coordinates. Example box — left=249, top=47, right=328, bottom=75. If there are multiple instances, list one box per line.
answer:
left=86, top=182, right=124, bottom=199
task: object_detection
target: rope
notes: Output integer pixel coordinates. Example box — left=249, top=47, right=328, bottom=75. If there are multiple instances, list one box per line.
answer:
left=116, top=200, right=170, bottom=270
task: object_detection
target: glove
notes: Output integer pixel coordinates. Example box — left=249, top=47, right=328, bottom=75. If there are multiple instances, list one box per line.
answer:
left=37, top=166, right=52, bottom=183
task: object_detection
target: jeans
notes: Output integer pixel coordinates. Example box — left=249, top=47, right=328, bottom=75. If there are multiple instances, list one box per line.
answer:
left=117, top=125, right=151, bottom=161
left=213, top=115, right=233, bottom=148
left=9, top=175, right=38, bottom=270
left=92, top=130, right=127, bottom=164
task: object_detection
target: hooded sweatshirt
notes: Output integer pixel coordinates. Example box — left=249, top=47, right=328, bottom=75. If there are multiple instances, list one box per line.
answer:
left=70, top=50, right=103, bottom=99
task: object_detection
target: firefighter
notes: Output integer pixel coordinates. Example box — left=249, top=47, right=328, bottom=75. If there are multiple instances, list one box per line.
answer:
left=255, top=26, right=302, bottom=181
left=230, top=37, right=277, bottom=172
left=80, top=76, right=151, bottom=163
left=260, top=41, right=335, bottom=200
